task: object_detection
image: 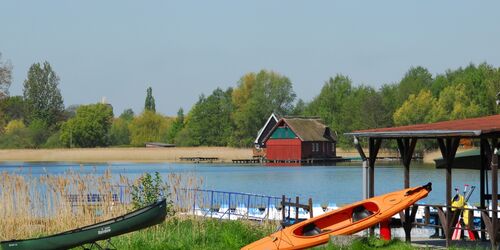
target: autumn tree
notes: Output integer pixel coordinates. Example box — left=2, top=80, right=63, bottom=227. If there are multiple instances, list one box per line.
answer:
left=393, top=90, right=436, bottom=126
left=231, top=70, right=296, bottom=146
left=129, top=111, right=173, bottom=146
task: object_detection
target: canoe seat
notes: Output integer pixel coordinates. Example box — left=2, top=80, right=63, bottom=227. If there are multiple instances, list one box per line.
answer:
left=352, top=205, right=373, bottom=222
left=302, top=223, right=322, bottom=236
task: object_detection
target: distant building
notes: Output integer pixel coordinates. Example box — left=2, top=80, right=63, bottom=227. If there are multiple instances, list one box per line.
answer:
left=262, top=117, right=337, bottom=161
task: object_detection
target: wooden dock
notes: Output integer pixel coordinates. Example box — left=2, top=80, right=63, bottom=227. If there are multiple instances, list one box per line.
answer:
left=232, top=159, right=261, bottom=164
left=266, top=157, right=350, bottom=165
left=179, top=157, right=219, bottom=163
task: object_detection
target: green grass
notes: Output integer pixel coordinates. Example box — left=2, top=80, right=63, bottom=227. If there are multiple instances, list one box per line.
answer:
left=106, top=216, right=276, bottom=250
left=84, top=218, right=485, bottom=249
left=317, top=237, right=419, bottom=250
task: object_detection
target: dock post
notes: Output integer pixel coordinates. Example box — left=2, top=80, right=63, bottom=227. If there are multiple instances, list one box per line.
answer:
left=282, top=195, right=286, bottom=223
left=309, top=198, right=313, bottom=218
left=210, top=191, right=214, bottom=217
left=295, top=196, right=299, bottom=222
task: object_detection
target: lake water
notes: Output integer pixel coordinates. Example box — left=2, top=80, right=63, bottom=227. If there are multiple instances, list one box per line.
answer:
left=0, top=161, right=485, bottom=205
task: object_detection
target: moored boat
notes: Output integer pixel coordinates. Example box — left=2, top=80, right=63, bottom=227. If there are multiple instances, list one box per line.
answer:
left=242, top=183, right=432, bottom=250
left=1, top=199, right=167, bottom=250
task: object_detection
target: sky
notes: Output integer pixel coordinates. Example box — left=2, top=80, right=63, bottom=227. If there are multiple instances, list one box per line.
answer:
left=1, top=1, right=500, bottom=116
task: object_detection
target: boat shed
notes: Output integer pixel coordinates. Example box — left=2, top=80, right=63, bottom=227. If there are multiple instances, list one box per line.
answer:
left=263, top=117, right=337, bottom=162
left=346, top=114, right=500, bottom=248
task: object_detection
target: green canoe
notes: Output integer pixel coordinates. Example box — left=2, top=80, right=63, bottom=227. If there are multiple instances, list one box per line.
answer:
left=1, top=199, right=167, bottom=250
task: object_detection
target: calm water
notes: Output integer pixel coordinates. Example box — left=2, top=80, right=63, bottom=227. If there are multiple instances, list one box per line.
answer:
left=0, top=161, right=484, bottom=205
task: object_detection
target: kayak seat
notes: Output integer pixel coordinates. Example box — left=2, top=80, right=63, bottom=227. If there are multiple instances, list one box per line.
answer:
left=302, top=223, right=322, bottom=236
left=352, top=205, right=373, bottom=222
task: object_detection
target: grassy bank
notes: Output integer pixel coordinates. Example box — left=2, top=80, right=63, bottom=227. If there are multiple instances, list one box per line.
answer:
left=109, top=217, right=276, bottom=250
left=91, top=217, right=427, bottom=250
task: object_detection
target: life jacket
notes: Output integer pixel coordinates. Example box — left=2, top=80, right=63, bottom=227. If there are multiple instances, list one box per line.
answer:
left=451, top=194, right=465, bottom=211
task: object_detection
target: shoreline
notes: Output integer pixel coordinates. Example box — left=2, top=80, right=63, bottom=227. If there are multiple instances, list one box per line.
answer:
left=0, top=147, right=401, bottom=163
left=0, top=147, right=254, bottom=163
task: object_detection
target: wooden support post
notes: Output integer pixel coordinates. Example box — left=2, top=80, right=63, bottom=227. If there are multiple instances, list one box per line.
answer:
left=480, top=138, right=492, bottom=241
left=397, top=138, right=417, bottom=242
left=354, top=137, right=369, bottom=199
left=491, top=141, right=498, bottom=249
left=368, top=138, right=382, bottom=236
left=437, top=137, right=460, bottom=248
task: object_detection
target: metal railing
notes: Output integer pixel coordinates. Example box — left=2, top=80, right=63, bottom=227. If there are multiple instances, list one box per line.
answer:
left=179, top=189, right=288, bottom=221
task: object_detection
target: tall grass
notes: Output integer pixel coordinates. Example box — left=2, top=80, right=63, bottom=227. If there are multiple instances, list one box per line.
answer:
left=0, top=170, right=131, bottom=240
left=0, top=169, right=203, bottom=241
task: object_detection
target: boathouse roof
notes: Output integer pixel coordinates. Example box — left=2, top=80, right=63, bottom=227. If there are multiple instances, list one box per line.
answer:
left=264, top=117, right=336, bottom=142
left=347, top=114, right=500, bottom=138
left=254, top=113, right=279, bottom=147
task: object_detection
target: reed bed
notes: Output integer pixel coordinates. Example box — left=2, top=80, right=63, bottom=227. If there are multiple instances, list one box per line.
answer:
left=0, top=170, right=130, bottom=240
left=0, top=169, right=203, bottom=241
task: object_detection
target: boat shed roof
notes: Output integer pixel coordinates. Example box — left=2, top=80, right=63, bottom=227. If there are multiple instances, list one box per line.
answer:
left=346, top=114, right=500, bottom=138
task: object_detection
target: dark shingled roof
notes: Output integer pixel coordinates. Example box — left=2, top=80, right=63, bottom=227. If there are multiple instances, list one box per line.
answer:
left=281, top=118, right=336, bottom=142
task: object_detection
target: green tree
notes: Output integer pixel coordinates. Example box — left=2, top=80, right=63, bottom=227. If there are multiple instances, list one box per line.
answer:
left=167, top=108, right=185, bottom=143
left=0, top=96, right=26, bottom=129
left=231, top=70, right=296, bottom=146
left=178, top=88, right=234, bottom=146
left=0, top=53, right=12, bottom=98
left=429, top=84, right=482, bottom=122
left=129, top=111, right=172, bottom=146
left=144, top=87, right=156, bottom=112
left=23, top=61, right=64, bottom=127
left=291, top=99, right=306, bottom=116
left=395, top=66, right=433, bottom=107
left=60, top=103, right=114, bottom=147
left=110, top=118, right=131, bottom=146
left=27, top=119, right=50, bottom=147
left=304, top=75, right=354, bottom=145
left=120, top=108, right=135, bottom=121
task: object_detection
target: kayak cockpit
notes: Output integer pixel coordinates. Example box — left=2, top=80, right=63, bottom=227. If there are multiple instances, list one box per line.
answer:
left=293, top=202, right=380, bottom=237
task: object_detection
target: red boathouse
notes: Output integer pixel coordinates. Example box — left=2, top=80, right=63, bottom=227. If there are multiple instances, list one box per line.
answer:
left=263, top=117, right=337, bottom=162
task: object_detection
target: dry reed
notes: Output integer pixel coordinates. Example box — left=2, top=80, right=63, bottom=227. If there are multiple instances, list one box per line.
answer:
left=0, top=169, right=203, bottom=241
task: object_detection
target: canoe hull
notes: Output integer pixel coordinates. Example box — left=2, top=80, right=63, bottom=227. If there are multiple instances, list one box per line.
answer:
left=242, top=183, right=431, bottom=250
left=1, top=199, right=167, bottom=250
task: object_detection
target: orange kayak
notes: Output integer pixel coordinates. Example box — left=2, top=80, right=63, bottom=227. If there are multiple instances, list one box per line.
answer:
left=242, top=183, right=432, bottom=250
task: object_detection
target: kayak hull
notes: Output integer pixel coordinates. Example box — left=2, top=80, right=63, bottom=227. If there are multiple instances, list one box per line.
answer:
left=1, top=199, right=167, bottom=250
left=242, top=183, right=431, bottom=250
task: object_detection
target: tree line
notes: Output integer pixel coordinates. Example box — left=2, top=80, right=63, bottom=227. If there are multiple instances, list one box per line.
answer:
left=1, top=52, right=499, bottom=150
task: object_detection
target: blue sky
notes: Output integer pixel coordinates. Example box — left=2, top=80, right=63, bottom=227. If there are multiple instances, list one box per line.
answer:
left=1, top=1, right=500, bottom=115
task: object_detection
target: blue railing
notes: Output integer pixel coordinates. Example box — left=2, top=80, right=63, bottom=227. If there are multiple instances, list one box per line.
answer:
left=177, top=189, right=290, bottom=221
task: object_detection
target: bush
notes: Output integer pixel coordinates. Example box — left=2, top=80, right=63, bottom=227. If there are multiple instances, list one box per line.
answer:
left=131, top=172, right=174, bottom=215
